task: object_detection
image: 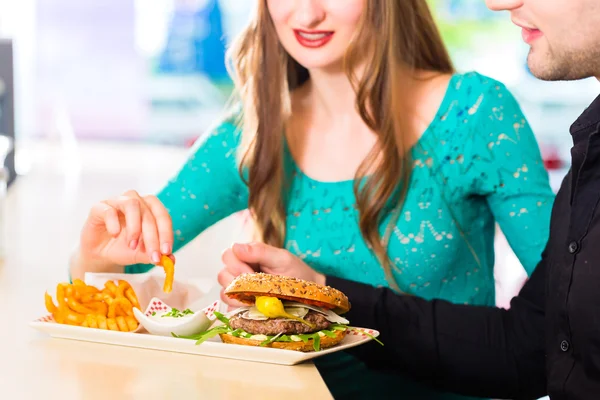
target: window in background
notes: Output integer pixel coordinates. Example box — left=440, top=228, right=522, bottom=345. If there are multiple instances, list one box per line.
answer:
left=2, top=0, right=252, bottom=146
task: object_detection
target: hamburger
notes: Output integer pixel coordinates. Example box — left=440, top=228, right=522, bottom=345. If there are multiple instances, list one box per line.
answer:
left=187, top=273, right=352, bottom=352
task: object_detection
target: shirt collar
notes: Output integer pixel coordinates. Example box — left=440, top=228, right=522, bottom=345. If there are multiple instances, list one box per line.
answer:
left=570, top=94, right=600, bottom=136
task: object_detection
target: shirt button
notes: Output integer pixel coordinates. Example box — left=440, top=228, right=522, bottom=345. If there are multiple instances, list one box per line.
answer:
left=568, top=241, right=579, bottom=254
left=560, top=340, right=570, bottom=352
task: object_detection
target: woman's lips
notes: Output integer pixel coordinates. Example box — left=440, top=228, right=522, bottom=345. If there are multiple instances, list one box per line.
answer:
left=294, top=30, right=334, bottom=48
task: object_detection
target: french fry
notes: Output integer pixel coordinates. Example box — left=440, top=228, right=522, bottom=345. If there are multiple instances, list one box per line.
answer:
left=44, top=292, right=57, bottom=314
left=116, top=280, right=131, bottom=298
left=104, top=281, right=118, bottom=296
left=125, top=288, right=140, bottom=310
left=56, top=284, right=68, bottom=309
left=102, top=293, right=114, bottom=305
left=80, top=293, right=104, bottom=303
left=125, top=316, right=138, bottom=331
left=86, top=301, right=108, bottom=316
left=96, top=315, right=108, bottom=330
left=65, top=285, right=79, bottom=300
left=63, top=310, right=86, bottom=326
left=158, top=254, right=174, bottom=293
left=115, top=316, right=128, bottom=332
left=86, top=314, right=98, bottom=329
left=72, top=279, right=86, bottom=287
left=108, top=297, right=133, bottom=318
left=46, top=279, right=141, bottom=332
left=66, top=296, right=95, bottom=315
left=107, top=318, right=119, bottom=331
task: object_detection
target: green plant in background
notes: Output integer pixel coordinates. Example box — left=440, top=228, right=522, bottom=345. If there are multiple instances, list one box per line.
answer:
left=427, top=0, right=515, bottom=53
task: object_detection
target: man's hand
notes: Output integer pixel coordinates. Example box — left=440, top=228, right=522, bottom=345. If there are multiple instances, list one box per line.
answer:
left=218, top=242, right=325, bottom=308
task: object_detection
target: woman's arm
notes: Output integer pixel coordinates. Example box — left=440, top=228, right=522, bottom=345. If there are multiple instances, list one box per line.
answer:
left=70, top=120, right=249, bottom=278
left=468, top=83, right=555, bottom=274
left=125, top=121, right=249, bottom=274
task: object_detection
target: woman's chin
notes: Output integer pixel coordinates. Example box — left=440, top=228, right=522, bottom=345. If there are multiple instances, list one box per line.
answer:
left=291, top=56, right=345, bottom=73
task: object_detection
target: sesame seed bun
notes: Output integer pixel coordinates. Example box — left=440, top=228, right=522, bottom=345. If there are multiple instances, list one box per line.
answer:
left=218, top=329, right=346, bottom=352
left=224, top=273, right=350, bottom=314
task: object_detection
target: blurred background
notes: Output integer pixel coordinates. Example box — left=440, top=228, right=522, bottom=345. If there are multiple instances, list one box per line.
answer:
left=1, top=0, right=599, bottom=304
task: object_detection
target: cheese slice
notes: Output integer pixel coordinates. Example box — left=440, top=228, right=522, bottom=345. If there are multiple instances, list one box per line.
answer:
left=242, top=306, right=309, bottom=321
left=225, top=307, right=251, bottom=318
left=282, top=301, right=350, bottom=324
left=226, top=302, right=349, bottom=324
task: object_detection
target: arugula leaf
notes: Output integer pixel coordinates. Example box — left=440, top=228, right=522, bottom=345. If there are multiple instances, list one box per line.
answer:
left=230, top=329, right=244, bottom=337
left=193, top=326, right=231, bottom=345
left=260, top=333, right=283, bottom=347
left=298, top=334, right=311, bottom=343
left=213, top=311, right=230, bottom=326
left=346, top=327, right=384, bottom=346
left=330, top=324, right=348, bottom=331
left=172, top=325, right=231, bottom=344
left=312, top=333, right=321, bottom=352
left=320, top=329, right=337, bottom=338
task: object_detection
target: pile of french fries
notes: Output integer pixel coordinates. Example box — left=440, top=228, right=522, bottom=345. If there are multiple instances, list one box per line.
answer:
left=45, top=279, right=141, bottom=332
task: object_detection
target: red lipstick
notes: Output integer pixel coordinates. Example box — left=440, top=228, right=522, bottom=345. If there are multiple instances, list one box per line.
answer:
left=294, top=30, right=334, bottom=48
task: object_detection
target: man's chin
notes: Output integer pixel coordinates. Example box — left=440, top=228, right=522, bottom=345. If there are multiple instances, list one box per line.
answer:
left=527, top=52, right=595, bottom=81
left=527, top=53, right=565, bottom=81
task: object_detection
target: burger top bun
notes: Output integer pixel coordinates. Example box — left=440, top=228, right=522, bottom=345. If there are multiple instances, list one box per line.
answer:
left=224, top=273, right=351, bottom=314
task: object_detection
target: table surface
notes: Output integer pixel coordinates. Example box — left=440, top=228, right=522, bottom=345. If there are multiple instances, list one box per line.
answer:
left=0, top=141, right=332, bottom=400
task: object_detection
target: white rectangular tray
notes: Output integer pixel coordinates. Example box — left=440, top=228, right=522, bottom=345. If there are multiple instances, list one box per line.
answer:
left=30, top=319, right=380, bottom=366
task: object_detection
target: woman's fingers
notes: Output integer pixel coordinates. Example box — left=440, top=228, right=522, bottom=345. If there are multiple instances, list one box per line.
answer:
left=140, top=208, right=161, bottom=263
left=143, top=195, right=174, bottom=256
left=107, top=191, right=161, bottom=263
left=103, top=194, right=144, bottom=246
left=219, top=288, right=247, bottom=309
left=218, top=250, right=255, bottom=309
left=221, top=247, right=258, bottom=275
left=88, top=190, right=175, bottom=265
left=88, top=203, right=121, bottom=237
left=217, top=268, right=246, bottom=305
left=217, top=267, right=236, bottom=289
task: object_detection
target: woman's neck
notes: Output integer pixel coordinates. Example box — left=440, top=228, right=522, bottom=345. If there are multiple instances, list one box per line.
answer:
left=303, top=67, right=360, bottom=121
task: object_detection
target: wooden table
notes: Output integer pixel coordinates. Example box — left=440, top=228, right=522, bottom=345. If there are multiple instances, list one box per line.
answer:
left=0, top=141, right=332, bottom=399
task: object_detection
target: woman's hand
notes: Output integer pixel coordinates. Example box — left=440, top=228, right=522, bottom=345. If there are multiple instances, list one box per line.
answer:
left=75, top=190, right=175, bottom=275
left=218, top=242, right=325, bottom=308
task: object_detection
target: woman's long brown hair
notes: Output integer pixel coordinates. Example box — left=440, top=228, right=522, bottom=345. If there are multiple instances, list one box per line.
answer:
left=226, top=0, right=454, bottom=292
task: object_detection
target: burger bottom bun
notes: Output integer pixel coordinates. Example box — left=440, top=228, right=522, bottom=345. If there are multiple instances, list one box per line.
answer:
left=218, top=329, right=347, bottom=352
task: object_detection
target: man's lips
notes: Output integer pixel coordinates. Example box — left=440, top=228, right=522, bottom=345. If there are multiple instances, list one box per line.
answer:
left=512, top=20, right=543, bottom=44
left=521, top=27, right=543, bottom=44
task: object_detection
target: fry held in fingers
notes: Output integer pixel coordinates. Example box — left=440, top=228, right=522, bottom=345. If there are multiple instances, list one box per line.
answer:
left=45, top=279, right=141, bottom=332
left=158, top=254, right=175, bottom=293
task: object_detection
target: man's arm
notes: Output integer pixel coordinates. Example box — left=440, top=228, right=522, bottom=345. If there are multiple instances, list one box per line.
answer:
left=326, top=258, right=547, bottom=400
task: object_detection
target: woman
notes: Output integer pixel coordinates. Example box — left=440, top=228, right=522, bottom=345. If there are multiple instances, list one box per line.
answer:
left=70, top=1, right=554, bottom=398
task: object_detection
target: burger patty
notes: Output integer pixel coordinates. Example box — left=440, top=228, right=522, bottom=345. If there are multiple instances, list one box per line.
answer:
left=229, top=310, right=331, bottom=335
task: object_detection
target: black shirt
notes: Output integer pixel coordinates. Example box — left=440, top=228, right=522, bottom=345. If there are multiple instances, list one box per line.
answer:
left=327, top=94, right=600, bottom=400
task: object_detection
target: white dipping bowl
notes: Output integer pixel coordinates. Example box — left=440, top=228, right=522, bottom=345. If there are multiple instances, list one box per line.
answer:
left=134, top=297, right=213, bottom=337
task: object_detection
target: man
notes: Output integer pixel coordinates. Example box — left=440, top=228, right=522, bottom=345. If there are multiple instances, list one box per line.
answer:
left=219, top=0, right=600, bottom=399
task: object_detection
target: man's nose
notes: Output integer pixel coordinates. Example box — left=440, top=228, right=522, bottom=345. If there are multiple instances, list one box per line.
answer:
left=485, top=0, right=524, bottom=12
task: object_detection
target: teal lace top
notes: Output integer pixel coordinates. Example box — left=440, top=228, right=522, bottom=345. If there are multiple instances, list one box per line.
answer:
left=125, top=72, right=554, bottom=399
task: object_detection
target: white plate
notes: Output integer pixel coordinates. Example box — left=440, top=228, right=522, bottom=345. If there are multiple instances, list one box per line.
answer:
left=29, top=317, right=380, bottom=366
